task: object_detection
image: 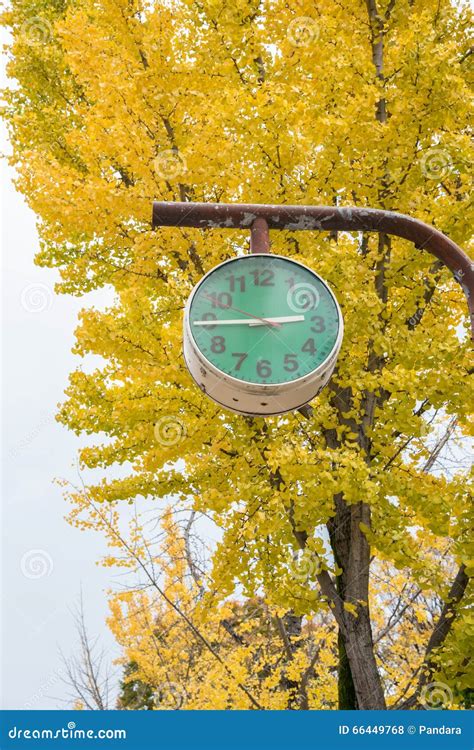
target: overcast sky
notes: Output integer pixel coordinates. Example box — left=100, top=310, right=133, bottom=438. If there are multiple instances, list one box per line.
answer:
left=0, top=40, right=124, bottom=708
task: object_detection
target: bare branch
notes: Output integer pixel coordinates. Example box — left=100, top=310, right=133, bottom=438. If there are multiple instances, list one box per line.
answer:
left=423, top=416, right=458, bottom=473
left=59, top=593, right=112, bottom=710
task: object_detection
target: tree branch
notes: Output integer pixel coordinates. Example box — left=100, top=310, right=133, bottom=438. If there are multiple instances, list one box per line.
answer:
left=399, top=564, right=469, bottom=708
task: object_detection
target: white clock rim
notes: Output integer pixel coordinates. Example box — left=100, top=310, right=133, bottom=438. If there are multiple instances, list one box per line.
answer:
left=184, top=253, right=344, bottom=390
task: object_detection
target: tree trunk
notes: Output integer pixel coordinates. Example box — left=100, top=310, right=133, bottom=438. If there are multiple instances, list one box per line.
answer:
left=343, top=600, right=386, bottom=709
left=337, top=628, right=358, bottom=709
left=328, top=496, right=386, bottom=709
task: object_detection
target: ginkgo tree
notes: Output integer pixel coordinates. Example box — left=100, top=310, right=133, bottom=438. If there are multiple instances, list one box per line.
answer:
left=2, top=0, right=472, bottom=710
left=65, top=487, right=467, bottom=710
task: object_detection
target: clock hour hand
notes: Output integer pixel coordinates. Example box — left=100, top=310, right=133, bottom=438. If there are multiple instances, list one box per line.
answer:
left=202, top=293, right=282, bottom=328
left=193, top=315, right=305, bottom=327
left=248, top=315, right=305, bottom=327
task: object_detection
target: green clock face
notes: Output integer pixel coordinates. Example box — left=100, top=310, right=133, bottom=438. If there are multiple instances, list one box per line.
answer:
left=188, top=255, right=341, bottom=385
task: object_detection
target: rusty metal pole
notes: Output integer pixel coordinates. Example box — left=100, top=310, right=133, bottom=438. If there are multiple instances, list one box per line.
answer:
left=152, top=201, right=474, bottom=338
left=250, top=217, right=270, bottom=253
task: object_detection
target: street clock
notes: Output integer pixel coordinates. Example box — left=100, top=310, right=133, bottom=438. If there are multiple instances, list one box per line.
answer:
left=183, top=254, right=343, bottom=416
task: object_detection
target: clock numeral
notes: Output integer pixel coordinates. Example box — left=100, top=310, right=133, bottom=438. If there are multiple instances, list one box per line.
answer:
left=256, top=359, right=272, bottom=378
left=302, top=338, right=317, bottom=355
left=283, top=354, right=298, bottom=372
left=207, top=292, right=233, bottom=309
left=310, top=315, right=325, bottom=333
left=201, top=312, right=217, bottom=329
left=232, top=352, right=247, bottom=371
left=211, top=336, right=226, bottom=353
left=251, top=270, right=275, bottom=286
left=285, top=276, right=295, bottom=290
left=228, top=274, right=246, bottom=293
left=260, top=270, right=275, bottom=286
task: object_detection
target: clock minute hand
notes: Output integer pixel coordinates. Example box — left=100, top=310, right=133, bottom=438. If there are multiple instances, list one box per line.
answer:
left=202, top=293, right=282, bottom=328
left=194, top=318, right=259, bottom=326
left=193, top=315, right=305, bottom=327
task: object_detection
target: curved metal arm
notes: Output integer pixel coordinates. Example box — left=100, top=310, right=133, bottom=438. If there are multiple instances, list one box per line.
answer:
left=152, top=201, right=473, bottom=336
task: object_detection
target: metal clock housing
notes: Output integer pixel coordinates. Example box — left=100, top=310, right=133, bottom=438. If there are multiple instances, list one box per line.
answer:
left=183, top=254, right=343, bottom=416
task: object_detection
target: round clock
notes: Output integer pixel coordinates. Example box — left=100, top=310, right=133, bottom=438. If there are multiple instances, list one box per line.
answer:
left=183, top=254, right=343, bottom=416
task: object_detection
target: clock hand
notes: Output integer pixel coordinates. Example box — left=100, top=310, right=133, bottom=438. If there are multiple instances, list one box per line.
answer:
left=202, top=293, right=282, bottom=328
left=193, top=315, right=305, bottom=327
left=194, top=317, right=260, bottom=327
left=248, top=315, right=305, bottom=327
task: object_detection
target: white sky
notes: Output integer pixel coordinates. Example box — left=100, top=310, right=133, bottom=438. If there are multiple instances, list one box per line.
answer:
left=0, top=48, right=123, bottom=708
